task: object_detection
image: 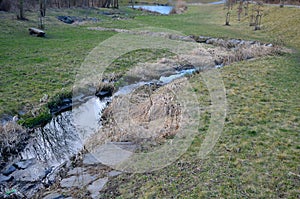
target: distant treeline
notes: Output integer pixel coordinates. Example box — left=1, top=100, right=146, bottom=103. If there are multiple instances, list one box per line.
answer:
left=0, top=0, right=299, bottom=12
left=0, top=0, right=119, bottom=12
left=265, top=0, right=300, bottom=4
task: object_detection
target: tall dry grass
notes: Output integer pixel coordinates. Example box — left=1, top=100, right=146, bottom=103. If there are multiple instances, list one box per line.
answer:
left=170, top=0, right=188, bottom=14
left=0, top=122, right=27, bottom=162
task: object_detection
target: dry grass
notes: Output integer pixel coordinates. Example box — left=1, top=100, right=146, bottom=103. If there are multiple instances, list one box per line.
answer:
left=85, top=79, right=186, bottom=152
left=170, top=0, right=188, bottom=14
left=0, top=122, right=27, bottom=163
left=262, top=6, right=300, bottom=49
left=99, top=53, right=300, bottom=198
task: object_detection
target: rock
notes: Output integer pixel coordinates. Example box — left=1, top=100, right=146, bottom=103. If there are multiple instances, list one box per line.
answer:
left=83, top=153, right=100, bottom=165
left=89, top=143, right=134, bottom=167
left=87, top=177, right=108, bottom=199
left=42, top=167, right=57, bottom=185
left=1, top=189, right=25, bottom=198
left=3, top=165, right=16, bottom=176
left=107, top=170, right=122, bottom=177
left=43, top=192, right=64, bottom=199
left=206, top=38, right=218, bottom=45
left=12, top=115, right=19, bottom=122
left=110, top=142, right=137, bottom=152
left=14, top=159, right=35, bottom=169
left=57, top=16, right=74, bottom=24
left=12, top=163, right=46, bottom=182
left=214, top=59, right=223, bottom=66
left=239, top=40, right=245, bottom=45
left=100, top=11, right=114, bottom=15
left=228, top=39, right=241, bottom=47
left=95, top=90, right=112, bottom=99
left=20, top=183, right=43, bottom=198
left=266, top=43, right=273, bottom=47
left=67, top=167, right=86, bottom=176
left=60, top=173, right=96, bottom=188
left=195, top=36, right=211, bottom=43
left=178, top=36, right=195, bottom=42
left=0, top=174, right=13, bottom=183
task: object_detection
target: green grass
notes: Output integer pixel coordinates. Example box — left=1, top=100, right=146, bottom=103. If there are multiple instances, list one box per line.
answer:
left=0, top=10, right=115, bottom=117
left=100, top=54, right=300, bottom=199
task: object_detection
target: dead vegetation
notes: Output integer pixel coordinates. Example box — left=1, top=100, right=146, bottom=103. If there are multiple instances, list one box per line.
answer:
left=85, top=78, right=188, bottom=152
left=170, top=0, right=188, bottom=14
left=0, top=122, right=27, bottom=165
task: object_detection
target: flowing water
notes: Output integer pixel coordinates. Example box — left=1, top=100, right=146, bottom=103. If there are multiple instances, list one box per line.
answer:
left=20, top=97, right=109, bottom=167
left=0, top=68, right=196, bottom=197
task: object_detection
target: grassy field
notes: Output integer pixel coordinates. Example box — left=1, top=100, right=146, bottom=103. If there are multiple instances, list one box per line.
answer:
left=1, top=4, right=299, bottom=118
left=99, top=54, right=299, bottom=198
left=0, top=3, right=299, bottom=198
left=0, top=10, right=115, bottom=118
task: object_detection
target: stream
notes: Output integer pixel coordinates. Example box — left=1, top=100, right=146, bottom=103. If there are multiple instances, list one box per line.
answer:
left=0, top=68, right=196, bottom=198
left=0, top=31, right=277, bottom=197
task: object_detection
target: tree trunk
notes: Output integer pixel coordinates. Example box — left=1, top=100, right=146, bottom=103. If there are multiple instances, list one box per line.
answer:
left=18, top=0, right=24, bottom=19
left=254, top=14, right=262, bottom=30
left=237, top=1, right=242, bottom=21
left=225, top=12, right=230, bottom=25
left=131, top=0, right=134, bottom=9
left=244, top=1, right=248, bottom=16
left=39, top=0, right=46, bottom=29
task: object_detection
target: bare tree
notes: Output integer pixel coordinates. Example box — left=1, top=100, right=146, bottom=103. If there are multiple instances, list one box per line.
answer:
left=18, top=0, right=25, bottom=20
left=39, top=0, right=47, bottom=29
left=244, top=0, right=249, bottom=16
left=249, top=2, right=255, bottom=26
left=254, top=1, right=263, bottom=30
left=237, top=0, right=243, bottom=21
left=225, top=0, right=232, bottom=26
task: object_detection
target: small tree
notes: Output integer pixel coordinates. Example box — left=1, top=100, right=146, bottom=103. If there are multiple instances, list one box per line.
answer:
left=225, top=0, right=232, bottom=26
left=254, top=1, right=263, bottom=30
left=18, top=0, right=25, bottom=20
left=249, top=2, right=255, bottom=26
left=39, top=0, right=46, bottom=29
left=237, top=0, right=243, bottom=21
left=244, top=0, right=249, bottom=16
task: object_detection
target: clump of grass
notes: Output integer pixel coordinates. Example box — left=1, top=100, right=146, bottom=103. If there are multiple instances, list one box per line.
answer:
left=18, top=105, right=52, bottom=128
left=47, top=90, right=73, bottom=112
left=170, top=0, right=188, bottom=14
left=222, top=43, right=282, bottom=65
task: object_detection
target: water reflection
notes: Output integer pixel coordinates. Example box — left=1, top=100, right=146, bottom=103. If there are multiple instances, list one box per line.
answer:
left=21, top=97, right=109, bottom=166
left=133, top=5, right=174, bottom=15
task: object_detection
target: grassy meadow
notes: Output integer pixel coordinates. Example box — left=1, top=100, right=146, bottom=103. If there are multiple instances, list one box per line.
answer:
left=0, top=2, right=299, bottom=198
